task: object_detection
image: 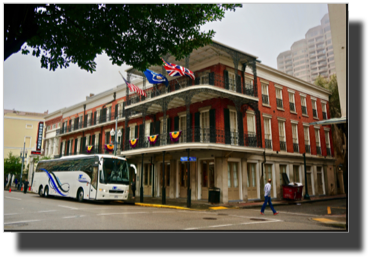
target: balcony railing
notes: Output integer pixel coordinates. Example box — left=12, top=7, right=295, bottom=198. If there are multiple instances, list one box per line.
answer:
left=293, top=143, right=299, bottom=153
left=323, top=111, right=327, bottom=119
left=60, top=144, right=116, bottom=158
left=280, top=141, right=286, bottom=151
left=265, top=139, right=272, bottom=149
left=262, top=94, right=269, bottom=105
left=58, top=110, right=125, bottom=135
left=316, top=146, right=321, bottom=155
left=124, top=128, right=258, bottom=151
left=313, top=109, right=318, bottom=118
left=126, top=72, right=258, bottom=106
left=326, top=147, right=331, bottom=156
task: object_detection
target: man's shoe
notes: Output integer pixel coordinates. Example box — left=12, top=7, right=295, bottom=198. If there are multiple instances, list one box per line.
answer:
left=260, top=212, right=264, bottom=215
left=273, top=212, right=279, bottom=215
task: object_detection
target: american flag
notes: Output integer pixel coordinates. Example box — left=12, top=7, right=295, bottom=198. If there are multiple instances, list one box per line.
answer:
left=162, top=58, right=187, bottom=78
left=119, top=72, right=147, bottom=97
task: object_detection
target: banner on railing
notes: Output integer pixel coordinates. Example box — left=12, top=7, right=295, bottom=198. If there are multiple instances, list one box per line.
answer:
left=147, top=134, right=159, bottom=145
left=169, top=131, right=182, bottom=142
left=129, top=138, right=138, bottom=148
left=105, top=144, right=114, bottom=152
left=87, top=145, right=93, bottom=153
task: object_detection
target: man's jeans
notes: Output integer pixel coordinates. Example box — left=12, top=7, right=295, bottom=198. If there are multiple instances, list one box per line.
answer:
left=261, top=195, right=277, bottom=213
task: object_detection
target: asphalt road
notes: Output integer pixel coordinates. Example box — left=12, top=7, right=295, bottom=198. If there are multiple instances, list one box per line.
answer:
left=4, top=191, right=346, bottom=231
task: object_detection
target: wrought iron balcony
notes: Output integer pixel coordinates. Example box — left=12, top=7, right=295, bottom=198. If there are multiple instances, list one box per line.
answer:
left=57, top=110, right=125, bottom=136
left=323, top=111, right=327, bottom=119
left=326, top=147, right=331, bottom=156
left=126, top=72, right=258, bottom=106
left=265, top=139, right=272, bottom=149
left=280, top=141, right=287, bottom=151
left=60, top=144, right=116, bottom=158
left=125, top=128, right=258, bottom=151
left=316, top=146, right=321, bottom=155
left=313, top=109, right=318, bottom=118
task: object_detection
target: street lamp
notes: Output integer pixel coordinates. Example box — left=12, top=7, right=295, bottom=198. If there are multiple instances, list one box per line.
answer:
left=20, top=142, right=27, bottom=185
left=110, top=128, right=122, bottom=155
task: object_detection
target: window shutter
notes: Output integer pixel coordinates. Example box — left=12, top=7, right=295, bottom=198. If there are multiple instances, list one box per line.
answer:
left=81, top=138, right=86, bottom=153
left=236, top=75, right=242, bottom=93
left=209, top=109, right=216, bottom=143
left=155, top=120, right=160, bottom=135
left=209, top=72, right=215, bottom=86
left=91, top=134, right=95, bottom=146
left=105, top=132, right=110, bottom=144
left=125, top=127, right=130, bottom=150
left=224, top=70, right=229, bottom=89
left=108, top=107, right=112, bottom=120
left=167, top=117, right=171, bottom=133
left=194, top=112, right=200, bottom=142
left=224, top=108, right=231, bottom=144
left=187, top=113, right=193, bottom=143
left=135, top=125, right=138, bottom=138
left=84, top=114, right=88, bottom=127
left=60, top=142, right=63, bottom=155
left=174, top=116, right=179, bottom=131
left=150, top=122, right=154, bottom=135
left=74, top=138, right=78, bottom=153
left=115, top=104, right=118, bottom=117
left=98, top=134, right=102, bottom=150
left=238, top=111, right=244, bottom=145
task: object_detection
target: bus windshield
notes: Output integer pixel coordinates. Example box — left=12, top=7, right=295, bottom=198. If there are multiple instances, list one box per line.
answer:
left=102, top=158, right=130, bottom=185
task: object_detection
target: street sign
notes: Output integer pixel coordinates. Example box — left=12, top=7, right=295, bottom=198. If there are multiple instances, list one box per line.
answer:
left=31, top=151, right=41, bottom=155
left=180, top=157, right=197, bottom=162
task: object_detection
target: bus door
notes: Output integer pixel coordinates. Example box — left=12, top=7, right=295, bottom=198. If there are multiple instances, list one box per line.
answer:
left=90, top=165, right=98, bottom=199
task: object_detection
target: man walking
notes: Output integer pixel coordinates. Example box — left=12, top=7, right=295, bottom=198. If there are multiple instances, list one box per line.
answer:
left=261, top=179, right=278, bottom=215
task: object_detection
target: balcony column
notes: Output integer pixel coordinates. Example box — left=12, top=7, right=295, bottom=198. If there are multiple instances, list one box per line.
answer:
left=161, top=98, right=169, bottom=146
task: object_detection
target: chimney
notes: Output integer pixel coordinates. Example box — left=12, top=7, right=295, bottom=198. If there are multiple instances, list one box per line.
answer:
left=86, top=93, right=95, bottom=100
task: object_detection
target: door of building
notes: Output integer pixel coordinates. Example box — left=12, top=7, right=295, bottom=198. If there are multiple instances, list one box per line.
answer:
left=247, top=163, right=257, bottom=199
left=159, top=162, right=170, bottom=197
left=228, top=162, right=240, bottom=200
left=200, top=160, right=215, bottom=199
left=316, top=166, right=323, bottom=195
left=143, top=163, right=152, bottom=196
left=179, top=162, right=187, bottom=198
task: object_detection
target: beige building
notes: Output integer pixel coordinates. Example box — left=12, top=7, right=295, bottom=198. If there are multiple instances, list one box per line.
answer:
left=277, top=13, right=336, bottom=84
left=4, top=109, right=47, bottom=178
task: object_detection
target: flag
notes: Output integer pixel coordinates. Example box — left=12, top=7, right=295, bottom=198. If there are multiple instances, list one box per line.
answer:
left=162, top=58, right=186, bottom=78
left=119, top=72, right=147, bottom=97
left=184, top=67, right=195, bottom=80
left=143, top=69, right=169, bottom=87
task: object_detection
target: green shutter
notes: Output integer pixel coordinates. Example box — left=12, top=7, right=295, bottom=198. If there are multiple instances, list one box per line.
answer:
left=224, top=108, right=231, bottom=144
left=91, top=134, right=95, bottom=146
left=135, top=125, right=138, bottom=138
left=236, top=75, right=242, bottom=93
left=174, top=116, right=179, bottom=131
left=84, top=114, right=88, bottom=127
left=209, top=72, right=215, bottom=86
left=74, top=138, right=78, bottom=153
left=150, top=122, right=154, bottom=135
left=115, top=104, right=118, bottom=117
left=224, top=70, right=229, bottom=89
left=93, top=112, right=97, bottom=125
left=237, top=111, right=244, bottom=145
left=167, top=117, right=171, bottom=133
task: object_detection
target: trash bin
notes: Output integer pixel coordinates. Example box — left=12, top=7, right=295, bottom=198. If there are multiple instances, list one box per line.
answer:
left=282, top=185, right=303, bottom=200
left=208, top=187, right=220, bottom=204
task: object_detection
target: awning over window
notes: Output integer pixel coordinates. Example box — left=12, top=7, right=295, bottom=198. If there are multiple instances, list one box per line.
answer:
left=309, top=117, right=346, bottom=126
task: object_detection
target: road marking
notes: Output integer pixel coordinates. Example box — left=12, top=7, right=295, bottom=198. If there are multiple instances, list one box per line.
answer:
left=38, top=210, right=57, bottom=213
left=209, top=224, right=233, bottom=228
left=97, top=212, right=147, bottom=216
left=184, top=219, right=282, bottom=230
left=5, top=197, right=21, bottom=200
left=5, top=213, right=19, bottom=216
left=251, top=209, right=320, bottom=217
left=63, top=215, right=85, bottom=219
left=4, top=220, right=40, bottom=225
left=58, top=205, right=78, bottom=210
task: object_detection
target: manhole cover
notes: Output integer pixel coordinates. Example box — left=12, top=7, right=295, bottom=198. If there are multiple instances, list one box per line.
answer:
left=250, top=218, right=266, bottom=221
left=203, top=217, right=217, bottom=220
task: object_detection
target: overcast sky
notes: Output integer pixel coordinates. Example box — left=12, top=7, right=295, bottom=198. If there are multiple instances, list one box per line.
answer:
left=3, top=3, right=328, bottom=114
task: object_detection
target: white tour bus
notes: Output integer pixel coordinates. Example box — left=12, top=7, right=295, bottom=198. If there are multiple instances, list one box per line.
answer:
left=32, top=154, right=130, bottom=202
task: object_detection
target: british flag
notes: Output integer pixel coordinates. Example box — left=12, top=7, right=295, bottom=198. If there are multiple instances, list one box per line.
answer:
left=184, top=67, right=195, bottom=80
left=162, top=58, right=186, bottom=77
left=119, top=72, right=147, bottom=97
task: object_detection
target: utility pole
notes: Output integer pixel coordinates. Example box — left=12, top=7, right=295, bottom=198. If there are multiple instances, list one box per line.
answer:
left=20, top=142, right=26, bottom=184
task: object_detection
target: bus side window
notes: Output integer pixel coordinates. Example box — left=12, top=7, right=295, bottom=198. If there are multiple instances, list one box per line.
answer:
left=91, top=166, right=98, bottom=189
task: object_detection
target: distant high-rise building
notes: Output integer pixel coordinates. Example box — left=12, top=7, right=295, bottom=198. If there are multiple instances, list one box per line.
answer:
left=277, top=14, right=336, bottom=84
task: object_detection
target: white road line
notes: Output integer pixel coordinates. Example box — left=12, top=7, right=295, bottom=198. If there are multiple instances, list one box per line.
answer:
left=4, top=213, right=19, bottom=216
left=38, top=210, right=57, bottom=213
left=209, top=224, right=233, bottom=228
left=97, top=212, right=147, bottom=216
left=58, top=205, right=78, bottom=210
left=5, top=197, right=21, bottom=200
left=4, top=220, right=40, bottom=225
left=62, top=215, right=85, bottom=218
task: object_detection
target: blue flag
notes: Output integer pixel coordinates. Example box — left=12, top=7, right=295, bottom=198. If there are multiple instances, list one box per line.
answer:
left=143, top=69, right=169, bottom=87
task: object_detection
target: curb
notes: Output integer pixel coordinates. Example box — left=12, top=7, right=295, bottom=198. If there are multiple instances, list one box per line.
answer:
left=134, top=203, right=195, bottom=210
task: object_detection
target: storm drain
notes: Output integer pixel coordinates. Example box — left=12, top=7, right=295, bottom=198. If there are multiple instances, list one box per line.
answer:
left=203, top=217, right=217, bottom=220
left=250, top=218, right=266, bottom=221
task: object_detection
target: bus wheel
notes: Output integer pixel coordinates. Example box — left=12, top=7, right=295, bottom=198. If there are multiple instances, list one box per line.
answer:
left=39, top=186, right=44, bottom=197
left=77, top=188, right=84, bottom=202
left=44, top=186, right=49, bottom=197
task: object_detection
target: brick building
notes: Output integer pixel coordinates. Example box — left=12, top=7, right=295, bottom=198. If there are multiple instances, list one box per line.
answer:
left=45, top=40, right=338, bottom=203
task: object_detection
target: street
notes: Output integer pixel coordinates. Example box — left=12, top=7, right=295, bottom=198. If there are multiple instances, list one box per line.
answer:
left=4, top=192, right=346, bottom=231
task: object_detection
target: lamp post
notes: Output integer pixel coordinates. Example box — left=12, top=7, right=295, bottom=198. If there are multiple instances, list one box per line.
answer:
left=303, top=153, right=310, bottom=200
left=110, top=125, right=122, bottom=156
left=20, top=142, right=27, bottom=184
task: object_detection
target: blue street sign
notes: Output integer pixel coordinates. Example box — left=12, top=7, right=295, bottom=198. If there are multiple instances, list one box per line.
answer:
left=180, top=157, right=197, bottom=162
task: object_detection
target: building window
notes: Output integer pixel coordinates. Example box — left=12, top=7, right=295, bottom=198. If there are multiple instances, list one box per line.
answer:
left=315, top=128, right=321, bottom=155
left=179, top=115, right=187, bottom=143
left=227, top=162, right=239, bottom=188
left=301, top=96, right=307, bottom=115
left=264, top=117, right=272, bottom=149
left=230, top=110, right=238, bottom=146
left=200, top=110, right=210, bottom=143
left=306, top=166, right=313, bottom=195
left=276, top=88, right=283, bottom=109
left=322, top=103, right=327, bottom=119
left=312, top=100, right=318, bottom=118
left=279, top=165, right=287, bottom=186
left=293, top=165, right=300, bottom=183
left=289, top=92, right=296, bottom=112
left=325, top=130, right=331, bottom=156
left=261, top=83, right=269, bottom=105
left=292, top=123, right=299, bottom=153
left=304, top=126, right=310, bottom=153
left=278, top=120, right=286, bottom=151
left=247, top=163, right=256, bottom=187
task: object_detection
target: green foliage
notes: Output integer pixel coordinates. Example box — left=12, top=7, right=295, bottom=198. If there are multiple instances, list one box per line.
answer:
left=4, top=152, right=22, bottom=176
left=5, top=4, right=241, bottom=72
left=314, top=74, right=341, bottom=118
